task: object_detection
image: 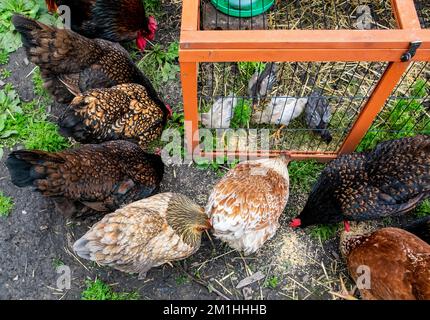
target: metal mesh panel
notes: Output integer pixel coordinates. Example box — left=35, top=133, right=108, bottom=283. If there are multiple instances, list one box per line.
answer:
left=201, top=0, right=397, bottom=30
left=415, top=0, right=430, bottom=28
left=358, top=62, right=430, bottom=151
left=197, top=61, right=388, bottom=153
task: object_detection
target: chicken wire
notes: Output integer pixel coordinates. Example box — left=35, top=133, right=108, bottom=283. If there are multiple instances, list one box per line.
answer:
left=415, top=0, right=430, bottom=28
left=358, top=61, right=430, bottom=151
left=197, top=61, right=388, bottom=153
left=201, top=0, right=397, bottom=30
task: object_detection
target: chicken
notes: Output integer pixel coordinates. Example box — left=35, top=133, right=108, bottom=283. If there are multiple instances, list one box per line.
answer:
left=305, top=90, right=333, bottom=143
left=58, top=83, right=172, bottom=149
left=73, top=193, right=212, bottom=279
left=200, top=96, right=237, bottom=129
left=12, top=14, right=163, bottom=104
left=403, top=216, right=430, bottom=244
left=252, top=97, right=308, bottom=126
left=206, top=155, right=290, bottom=255
left=290, top=135, right=430, bottom=228
left=248, top=63, right=278, bottom=105
left=45, top=0, right=157, bottom=51
left=340, top=227, right=430, bottom=300
left=6, top=140, right=164, bottom=217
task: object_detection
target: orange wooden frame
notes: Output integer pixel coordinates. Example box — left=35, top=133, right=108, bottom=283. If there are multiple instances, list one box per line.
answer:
left=179, top=0, right=430, bottom=161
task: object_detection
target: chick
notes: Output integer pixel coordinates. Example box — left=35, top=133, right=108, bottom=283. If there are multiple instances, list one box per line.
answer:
left=305, top=90, right=333, bottom=143
left=200, top=96, right=237, bottom=129
left=252, top=97, right=308, bottom=126
left=73, top=193, right=212, bottom=279
left=206, top=155, right=290, bottom=255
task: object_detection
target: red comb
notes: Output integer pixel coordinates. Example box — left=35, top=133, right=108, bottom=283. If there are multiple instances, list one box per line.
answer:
left=290, top=218, right=302, bottom=228
left=344, top=221, right=351, bottom=233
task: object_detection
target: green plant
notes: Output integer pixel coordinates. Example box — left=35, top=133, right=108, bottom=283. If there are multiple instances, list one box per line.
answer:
left=52, top=257, right=64, bottom=268
left=264, top=276, right=279, bottom=289
left=309, top=224, right=340, bottom=241
left=137, top=42, right=179, bottom=88
left=231, top=98, right=252, bottom=129
left=81, top=279, right=140, bottom=300
left=415, top=199, right=430, bottom=218
left=0, top=192, right=14, bottom=217
left=32, top=67, right=50, bottom=100
left=288, top=160, right=325, bottom=192
left=0, top=85, right=70, bottom=152
left=175, top=275, right=189, bottom=285
left=237, top=62, right=266, bottom=79
left=0, top=50, right=9, bottom=65
left=358, top=79, right=430, bottom=151
left=0, top=0, right=55, bottom=54
left=144, top=0, right=162, bottom=17
left=0, top=68, right=11, bottom=79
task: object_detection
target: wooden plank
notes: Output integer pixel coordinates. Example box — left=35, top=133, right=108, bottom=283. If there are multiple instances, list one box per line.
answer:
left=181, top=0, right=200, bottom=31
left=180, top=30, right=430, bottom=50
left=391, top=0, right=421, bottom=30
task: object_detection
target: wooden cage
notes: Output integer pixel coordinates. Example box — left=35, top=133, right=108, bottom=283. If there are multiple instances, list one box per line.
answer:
left=179, top=0, right=430, bottom=161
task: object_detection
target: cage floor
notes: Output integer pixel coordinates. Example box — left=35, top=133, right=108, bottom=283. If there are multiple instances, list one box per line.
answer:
left=415, top=0, right=430, bottom=28
left=201, top=0, right=397, bottom=30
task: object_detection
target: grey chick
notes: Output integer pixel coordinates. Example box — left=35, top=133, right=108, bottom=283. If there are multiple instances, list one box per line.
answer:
left=305, top=90, right=333, bottom=143
left=200, top=96, right=238, bottom=128
left=248, top=63, right=279, bottom=105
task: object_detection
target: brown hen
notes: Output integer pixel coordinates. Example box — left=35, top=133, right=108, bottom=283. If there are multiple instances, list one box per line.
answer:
left=45, top=0, right=157, bottom=51
left=6, top=140, right=164, bottom=217
left=291, top=135, right=430, bottom=228
left=58, top=83, right=172, bottom=149
left=73, top=193, right=212, bottom=279
left=340, top=227, right=430, bottom=300
left=206, top=155, right=290, bottom=255
left=12, top=14, right=164, bottom=104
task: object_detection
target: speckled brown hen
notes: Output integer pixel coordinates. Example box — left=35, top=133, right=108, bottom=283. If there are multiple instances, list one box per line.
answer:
left=291, top=135, right=430, bottom=228
left=206, top=155, right=290, bottom=255
left=73, top=193, right=212, bottom=279
left=12, top=14, right=164, bottom=104
left=6, top=140, right=164, bottom=217
left=58, top=83, right=172, bottom=149
left=340, top=227, right=430, bottom=300
left=45, top=0, right=157, bottom=51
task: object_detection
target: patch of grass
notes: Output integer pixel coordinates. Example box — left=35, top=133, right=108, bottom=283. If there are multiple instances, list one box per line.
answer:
left=0, top=50, right=9, bottom=65
left=309, top=224, right=340, bottom=242
left=175, top=275, right=189, bottom=285
left=0, top=192, right=14, bottom=217
left=264, top=276, right=279, bottom=289
left=32, top=67, right=50, bottom=100
left=415, top=199, right=430, bottom=218
left=144, top=0, right=162, bottom=17
left=288, top=160, right=325, bottom=193
left=0, top=84, right=70, bottom=152
left=52, top=257, right=64, bottom=268
left=237, top=62, right=266, bottom=79
left=137, top=42, right=179, bottom=89
left=81, top=279, right=140, bottom=301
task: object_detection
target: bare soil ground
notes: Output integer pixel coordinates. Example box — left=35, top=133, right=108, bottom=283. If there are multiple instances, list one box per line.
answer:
left=0, top=1, right=355, bottom=300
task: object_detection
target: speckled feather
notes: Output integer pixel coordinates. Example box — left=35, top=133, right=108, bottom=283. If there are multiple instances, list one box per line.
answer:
left=6, top=140, right=164, bottom=217
left=341, top=228, right=430, bottom=300
left=59, top=84, right=167, bottom=149
left=73, top=193, right=209, bottom=278
left=297, top=135, right=430, bottom=227
left=12, top=14, right=163, bottom=105
left=206, top=157, right=290, bottom=255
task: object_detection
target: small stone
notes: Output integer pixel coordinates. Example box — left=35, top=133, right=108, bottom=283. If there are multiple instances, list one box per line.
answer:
left=39, top=225, right=48, bottom=231
left=22, top=210, right=27, bottom=215
left=23, top=57, right=29, bottom=66
left=13, top=275, right=19, bottom=281
left=0, top=80, right=5, bottom=87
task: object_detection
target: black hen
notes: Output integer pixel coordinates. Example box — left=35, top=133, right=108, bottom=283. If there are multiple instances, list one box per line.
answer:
left=291, top=135, right=430, bottom=228
left=305, top=90, right=333, bottom=143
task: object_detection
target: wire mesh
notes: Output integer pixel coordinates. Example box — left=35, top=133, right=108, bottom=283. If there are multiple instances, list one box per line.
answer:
left=358, top=61, right=430, bottom=151
left=201, top=0, right=397, bottom=30
left=415, top=0, right=430, bottom=28
left=197, top=61, right=388, bottom=153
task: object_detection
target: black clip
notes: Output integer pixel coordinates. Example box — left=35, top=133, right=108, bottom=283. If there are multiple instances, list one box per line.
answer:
left=401, top=41, right=422, bottom=62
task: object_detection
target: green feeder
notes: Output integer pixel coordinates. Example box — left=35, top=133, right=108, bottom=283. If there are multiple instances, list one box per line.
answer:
left=211, top=0, right=274, bottom=18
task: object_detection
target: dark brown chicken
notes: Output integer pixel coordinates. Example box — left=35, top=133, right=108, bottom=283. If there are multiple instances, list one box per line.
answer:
left=291, top=135, right=430, bottom=228
left=45, top=0, right=157, bottom=51
left=403, top=216, right=430, bottom=244
left=6, top=140, right=164, bottom=217
left=58, top=83, right=172, bottom=149
left=12, top=14, right=164, bottom=104
left=340, top=227, right=430, bottom=300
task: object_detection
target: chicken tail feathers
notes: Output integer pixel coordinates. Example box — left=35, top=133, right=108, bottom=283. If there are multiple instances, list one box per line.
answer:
left=6, top=150, right=63, bottom=188
left=319, top=129, right=333, bottom=144
left=402, top=215, right=430, bottom=244
left=58, top=107, right=90, bottom=142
